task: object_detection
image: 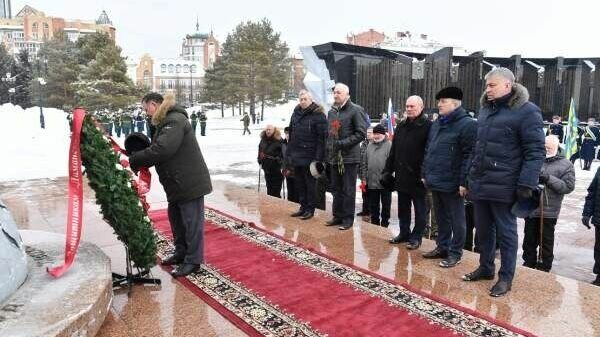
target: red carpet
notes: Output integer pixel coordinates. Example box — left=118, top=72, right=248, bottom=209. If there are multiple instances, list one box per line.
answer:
left=149, top=208, right=535, bottom=337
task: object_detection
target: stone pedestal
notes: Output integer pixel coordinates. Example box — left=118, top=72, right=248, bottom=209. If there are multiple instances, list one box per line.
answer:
left=0, top=230, right=113, bottom=337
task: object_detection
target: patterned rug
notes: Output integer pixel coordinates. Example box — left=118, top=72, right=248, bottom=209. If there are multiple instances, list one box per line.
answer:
left=149, top=208, right=536, bottom=337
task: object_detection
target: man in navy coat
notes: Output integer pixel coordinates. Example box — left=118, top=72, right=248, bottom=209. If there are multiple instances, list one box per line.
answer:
left=463, top=68, right=545, bottom=297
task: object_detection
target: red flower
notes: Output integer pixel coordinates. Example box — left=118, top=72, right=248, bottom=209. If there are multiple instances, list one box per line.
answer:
left=330, top=119, right=342, bottom=137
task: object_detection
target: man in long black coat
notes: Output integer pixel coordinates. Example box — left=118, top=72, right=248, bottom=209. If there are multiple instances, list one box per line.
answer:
left=325, top=83, right=367, bottom=230
left=384, top=95, right=431, bottom=249
left=287, top=90, right=327, bottom=220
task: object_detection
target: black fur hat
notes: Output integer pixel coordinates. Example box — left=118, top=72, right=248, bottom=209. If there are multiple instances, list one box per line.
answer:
left=435, top=87, right=463, bottom=100
left=124, top=132, right=151, bottom=155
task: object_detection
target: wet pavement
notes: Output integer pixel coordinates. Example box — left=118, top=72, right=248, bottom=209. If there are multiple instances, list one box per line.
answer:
left=1, top=177, right=600, bottom=336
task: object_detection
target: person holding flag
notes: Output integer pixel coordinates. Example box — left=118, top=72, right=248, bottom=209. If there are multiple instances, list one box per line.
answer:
left=386, top=98, right=396, bottom=139
left=564, top=98, right=580, bottom=164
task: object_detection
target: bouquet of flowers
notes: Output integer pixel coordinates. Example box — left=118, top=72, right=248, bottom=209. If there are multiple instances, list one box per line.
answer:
left=330, top=119, right=344, bottom=174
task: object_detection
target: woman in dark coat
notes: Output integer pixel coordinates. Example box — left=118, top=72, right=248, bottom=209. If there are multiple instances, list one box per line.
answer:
left=258, top=125, right=284, bottom=198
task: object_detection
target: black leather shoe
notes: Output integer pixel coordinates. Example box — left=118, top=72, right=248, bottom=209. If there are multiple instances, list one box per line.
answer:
left=356, top=210, right=370, bottom=216
left=462, top=267, right=495, bottom=282
left=300, top=212, right=314, bottom=220
left=338, top=224, right=353, bottom=230
left=381, top=220, right=390, bottom=228
left=171, top=263, right=200, bottom=277
left=389, top=235, right=409, bottom=244
left=161, top=253, right=184, bottom=266
left=489, top=280, right=512, bottom=297
left=439, top=256, right=461, bottom=268
left=406, top=241, right=421, bottom=250
left=592, top=275, right=600, bottom=286
left=291, top=210, right=305, bottom=217
left=422, top=247, right=448, bottom=259
left=326, top=218, right=342, bottom=226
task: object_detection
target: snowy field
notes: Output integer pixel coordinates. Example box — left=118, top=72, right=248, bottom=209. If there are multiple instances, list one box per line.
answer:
left=0, top=101, right=298, bottom=185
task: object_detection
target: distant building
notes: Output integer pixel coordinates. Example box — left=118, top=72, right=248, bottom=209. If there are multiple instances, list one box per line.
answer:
left=130, top=54, right=204, bottom=106
left=347, top=29, right=470, bottom=56
left=347, top=29, right=385, bottom=48
left=180, top=20, right=220, bottom=70
left=0, top=5, right=115, bottom=58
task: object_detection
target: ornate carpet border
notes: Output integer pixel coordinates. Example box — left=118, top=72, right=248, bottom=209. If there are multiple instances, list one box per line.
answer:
left=205, top=208, right=535, bottom=337
left=155, top=233, right=326, bottom=337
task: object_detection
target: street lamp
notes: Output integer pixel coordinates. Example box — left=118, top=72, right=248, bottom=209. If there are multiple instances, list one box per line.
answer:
left=36, top=57, right=48, bottom=129
left=189, top=64, right=195, bottom=107
left=37, top=77, right=46, bottom=129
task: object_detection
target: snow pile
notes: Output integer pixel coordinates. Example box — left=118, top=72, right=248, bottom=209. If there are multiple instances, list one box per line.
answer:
left=0, top=104, right=71, bottom=181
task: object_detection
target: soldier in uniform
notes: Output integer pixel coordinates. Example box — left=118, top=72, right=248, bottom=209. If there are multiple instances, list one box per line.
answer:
left=121, top=112, right=132, bottom=137
left=114, top=115, right=122, bottom=138
left=199, top=111, right=207, bottom=136
left=581, top=118, right=599, bottom=170
left=190, top=111, right=198, bottom=134
left=547, top=115, right=564, bottom=143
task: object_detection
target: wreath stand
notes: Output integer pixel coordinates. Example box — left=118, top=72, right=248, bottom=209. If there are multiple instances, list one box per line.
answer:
left=112, top=245, right=161, bottom=292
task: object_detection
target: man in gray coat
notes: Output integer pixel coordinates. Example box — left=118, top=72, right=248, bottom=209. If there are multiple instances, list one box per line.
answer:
left=131, top=92, right=212, bottom=277
left=325, top=83, right=367, bottom=230
left=522, top=135, right=575, bottom=272
left=361, top=124, right=392, bottom=226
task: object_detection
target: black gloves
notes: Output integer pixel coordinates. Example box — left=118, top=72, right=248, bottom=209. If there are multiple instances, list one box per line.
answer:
left=582, top=216, right=591, bottom=229
left=539, top=172, right=550, bottom=184
left=381, top=171, right=395, bottom=189
left=516, top=186, right=533, bottom=201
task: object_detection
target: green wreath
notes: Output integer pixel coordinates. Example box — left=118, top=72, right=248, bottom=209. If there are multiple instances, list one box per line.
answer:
left=80, top=115, right=157, bottom=269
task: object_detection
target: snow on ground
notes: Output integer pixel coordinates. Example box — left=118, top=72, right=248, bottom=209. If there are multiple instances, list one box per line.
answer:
left=0, top=104, right=71, bottom=181
left=0, top=101, right=299, bottom=185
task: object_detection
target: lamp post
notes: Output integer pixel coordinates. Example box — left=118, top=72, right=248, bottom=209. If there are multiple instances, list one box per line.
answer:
left=37, top=57, right=48, bottom=129
left=189, top=64, right=195, bottom=107
left=37, top=77, right=46, bottom=129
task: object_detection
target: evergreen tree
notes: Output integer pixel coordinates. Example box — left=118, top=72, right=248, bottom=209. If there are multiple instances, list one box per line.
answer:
left=0, top=44, right=14, bottom=104
left=38, top=31, right=80, bottom=111
left=74, top=32, right=140, bottom=112
left=13, top=49, right=33, bottom=108
left=204, top=19, right=290, bottom=122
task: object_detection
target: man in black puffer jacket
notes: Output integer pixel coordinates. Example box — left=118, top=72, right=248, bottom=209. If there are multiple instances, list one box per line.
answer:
left=582, top=166, right=600, bottom=287
left=287, top=90, right=327, bottom=220
left=325, top=83, right=367, bottom=230
left=463, top=68, right=545, bottom=297
left=258, top=125, right=284, bottom=198
left=130, top=92, right=212, bottom=277
left=384, top=95, right=432, bottom=248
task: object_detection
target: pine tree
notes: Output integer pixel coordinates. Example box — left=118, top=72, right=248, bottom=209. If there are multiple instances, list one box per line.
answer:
left=0, top=44, right=14, bottom=104
left=204, top=19, right=290, bottom=122
left=74, top=32, right=140, bottom=112
left=13, top=49, right=32, bottom=108
left=38, top=31, right=80, bottom=111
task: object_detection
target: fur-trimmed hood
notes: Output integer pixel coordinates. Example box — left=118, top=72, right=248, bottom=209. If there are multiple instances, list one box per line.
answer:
left=480, top=82, right=530, bottom=110
left=260, top=128, right=282, bottom=141
left=293, top=102, right=325, bottom=115
left=151, top=93, right=189, bottom=126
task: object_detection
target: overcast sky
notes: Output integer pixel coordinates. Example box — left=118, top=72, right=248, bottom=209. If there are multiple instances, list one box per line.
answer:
left=12, top=0, right=600, bottom=61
